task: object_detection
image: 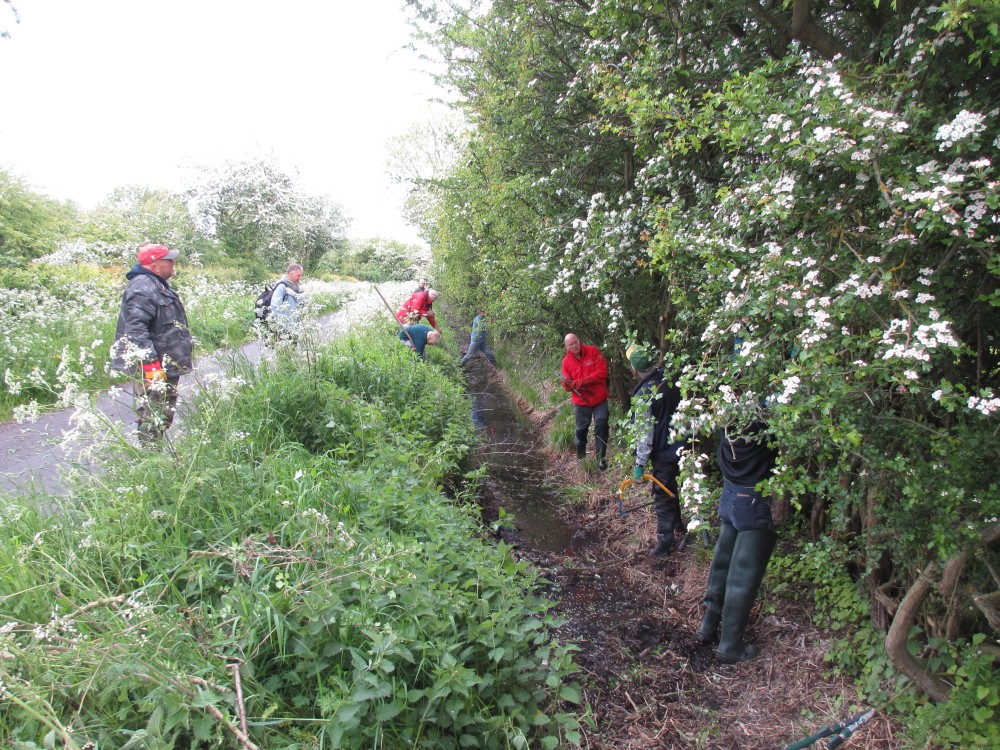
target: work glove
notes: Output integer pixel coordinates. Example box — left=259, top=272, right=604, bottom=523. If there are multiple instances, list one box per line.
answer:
left=633, top=465, right=645, bottom=482
left=142, top=360, right=166, bottom=384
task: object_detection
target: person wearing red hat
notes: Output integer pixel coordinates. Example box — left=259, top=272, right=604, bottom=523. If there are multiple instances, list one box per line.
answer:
left=110, top=243, right=193, bottom=444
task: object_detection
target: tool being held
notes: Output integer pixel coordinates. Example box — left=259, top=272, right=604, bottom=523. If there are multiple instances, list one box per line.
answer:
left=616, top=472, right=676, bottom=515
left=784, top=708, right=876, bottom=750
left=558, top=373, right=583, bottom=397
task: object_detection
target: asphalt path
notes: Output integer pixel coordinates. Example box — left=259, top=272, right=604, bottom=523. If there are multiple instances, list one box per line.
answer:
left=0, top=281, right=413, bottom=496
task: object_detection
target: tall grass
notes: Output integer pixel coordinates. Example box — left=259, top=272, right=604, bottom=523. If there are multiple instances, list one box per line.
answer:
left=0, top=326, right=583, bottom=748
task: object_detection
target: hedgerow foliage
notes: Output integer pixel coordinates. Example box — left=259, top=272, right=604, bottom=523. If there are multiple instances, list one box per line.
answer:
left=409, top=0, right=999, bottom=741
left=0, top=328, right=581, bottom=749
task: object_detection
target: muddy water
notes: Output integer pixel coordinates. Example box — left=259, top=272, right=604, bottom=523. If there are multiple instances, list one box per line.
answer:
left=465, top=361, right=671, bottom=682
left=465, top=362, right=577, bottom=553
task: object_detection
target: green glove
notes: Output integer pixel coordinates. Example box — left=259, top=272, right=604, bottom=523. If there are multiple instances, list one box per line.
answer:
left=633, top=465, right=644, bottom=482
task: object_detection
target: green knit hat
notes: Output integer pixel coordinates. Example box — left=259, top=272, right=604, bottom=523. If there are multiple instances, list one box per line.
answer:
left=626, top=345, right=655, bottom=372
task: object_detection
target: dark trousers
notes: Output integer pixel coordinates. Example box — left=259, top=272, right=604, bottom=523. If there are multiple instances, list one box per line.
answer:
left=133, top=375, right=180, bottom=444
left=574, top=400, right=609, bottom=459
left=461, top=339, right=497, bottom=365
left=650, top=458, right=682, bottom=536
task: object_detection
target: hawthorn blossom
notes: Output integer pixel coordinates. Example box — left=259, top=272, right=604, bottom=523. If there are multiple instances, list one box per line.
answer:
left=935, top=110, right=987, bottom=150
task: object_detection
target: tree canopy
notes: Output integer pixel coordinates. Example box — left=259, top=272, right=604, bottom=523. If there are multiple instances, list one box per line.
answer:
left=0, top=169, right=80, bottom=267
left=410, top=0, right=1000, bottom=733
left=189, top=155, right=350, bottom=272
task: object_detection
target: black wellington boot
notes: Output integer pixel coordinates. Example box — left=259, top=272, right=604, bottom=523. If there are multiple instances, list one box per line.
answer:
left=650, top=533, right=674, bottom=558
left=715, top=528, right=777, bottom=663
left=575, top=441, right=586, bottom=459
left=695, top=522, right=737, bottom=644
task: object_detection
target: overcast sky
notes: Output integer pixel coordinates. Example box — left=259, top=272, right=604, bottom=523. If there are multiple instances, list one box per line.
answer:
left=0, top=0, right=445, bottom=243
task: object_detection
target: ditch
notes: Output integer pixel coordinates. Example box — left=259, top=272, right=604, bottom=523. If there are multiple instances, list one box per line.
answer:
left=462, top=358, right=897, bottom=750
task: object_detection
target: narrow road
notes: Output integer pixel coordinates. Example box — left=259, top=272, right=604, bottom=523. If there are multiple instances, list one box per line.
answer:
left=0, top=281, right=412, bottom=496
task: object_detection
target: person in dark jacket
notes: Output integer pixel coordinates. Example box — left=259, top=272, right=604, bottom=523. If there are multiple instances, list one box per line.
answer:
left=110, top=243, right=193, bottom=444
left=695, top=418, right=778, bottom=662
left=628, top=346, right=687, bottom=557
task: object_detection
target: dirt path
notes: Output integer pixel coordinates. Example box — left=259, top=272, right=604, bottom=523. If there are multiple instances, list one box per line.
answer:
left=0, top=281, right=412, bottom=495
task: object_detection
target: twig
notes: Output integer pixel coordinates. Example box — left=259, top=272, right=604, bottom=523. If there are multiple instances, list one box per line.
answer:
left=229, top=661, right=249, bottom=739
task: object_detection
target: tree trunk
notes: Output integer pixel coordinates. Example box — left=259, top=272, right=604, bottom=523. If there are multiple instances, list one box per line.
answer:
left=885, top=563, right=953, bottom=703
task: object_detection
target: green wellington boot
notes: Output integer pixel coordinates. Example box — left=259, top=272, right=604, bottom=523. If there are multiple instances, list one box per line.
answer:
left=695, top=522, right=737, bottom=644
left=715, top=527, right=777, bottom=663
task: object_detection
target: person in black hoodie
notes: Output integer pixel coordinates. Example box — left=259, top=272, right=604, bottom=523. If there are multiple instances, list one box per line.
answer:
left=695, top=415, right=778, bottom=662
left=110, top=243, right=193, bottom=444
left=628, top=346, right=687, bottom=557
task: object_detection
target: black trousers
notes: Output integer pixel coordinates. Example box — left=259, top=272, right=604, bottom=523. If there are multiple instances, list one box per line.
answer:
left=574, top=400, right=609, bottom=458
left=650, top=458, right=682, bottom=536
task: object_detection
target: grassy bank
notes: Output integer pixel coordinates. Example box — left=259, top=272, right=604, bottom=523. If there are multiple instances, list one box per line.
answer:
left=0, top=324, right=583, bottom=749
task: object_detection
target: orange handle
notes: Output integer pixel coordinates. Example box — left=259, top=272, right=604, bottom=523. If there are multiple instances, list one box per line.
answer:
left=618, top=474, right=676, bottom=499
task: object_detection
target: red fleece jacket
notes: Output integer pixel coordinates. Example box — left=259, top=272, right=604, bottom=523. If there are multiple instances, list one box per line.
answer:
left=395, top=290, right=437, bottom=328
left=561, top=344, right=609, bottom=407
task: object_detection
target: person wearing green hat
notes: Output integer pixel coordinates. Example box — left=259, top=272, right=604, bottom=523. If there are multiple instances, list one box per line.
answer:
left=628, top=345, right=687, bottom=557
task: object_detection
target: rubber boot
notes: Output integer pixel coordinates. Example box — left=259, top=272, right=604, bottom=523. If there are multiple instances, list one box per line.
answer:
left=596, top=443, right=607, bottom=471
left=715, top=528, right=777, bottom=663
left=695, top=522, right=738, bottom=644
left=650, top=532, right=673, bottom=558
left=575, top=441, right=586, bottom=459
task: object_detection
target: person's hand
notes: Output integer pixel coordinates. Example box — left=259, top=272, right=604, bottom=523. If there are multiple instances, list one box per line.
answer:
left=633, top=465, right=644, bottom=482
left=142, top=360, right=166, bottom=384
left=564, top=378, right=576, bottom=390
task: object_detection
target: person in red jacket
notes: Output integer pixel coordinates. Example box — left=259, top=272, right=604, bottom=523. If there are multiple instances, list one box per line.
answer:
left=561, top=332, right=610, bottom=469
left=395, top=288, right=440, bottom=331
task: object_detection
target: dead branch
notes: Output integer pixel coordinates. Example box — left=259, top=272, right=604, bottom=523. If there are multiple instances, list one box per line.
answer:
left=973, top=592, right=1000, bottom=634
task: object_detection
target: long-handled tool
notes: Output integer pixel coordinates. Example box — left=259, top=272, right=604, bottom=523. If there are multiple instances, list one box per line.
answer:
left=784, top=708, right=876, bottom=750
left=373, top=283, right=461, bottom=358
left=557, top=372, right=583, bottom=398
left=372, top=283, right=416, bottom=348
left=617, top=474, right=691, bottom=550
left=616, top=473, right=676, bottom=515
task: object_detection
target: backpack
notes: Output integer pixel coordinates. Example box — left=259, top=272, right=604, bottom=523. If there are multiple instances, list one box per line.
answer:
left=254, top=281, right=286, bottom=321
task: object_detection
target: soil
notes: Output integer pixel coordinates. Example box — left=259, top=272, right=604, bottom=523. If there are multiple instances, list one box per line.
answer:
left=468, top=364, right=902, bottom=750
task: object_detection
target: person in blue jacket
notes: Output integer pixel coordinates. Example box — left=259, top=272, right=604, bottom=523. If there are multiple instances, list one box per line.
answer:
left=460, top=309, right=498, bottom=367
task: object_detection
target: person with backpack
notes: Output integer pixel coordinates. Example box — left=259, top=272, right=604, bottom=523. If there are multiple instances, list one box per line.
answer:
left=270, top=263, right=304, bottom=326
left=628, top=346, right=687, bottom=557
left=254, top=264, right=303, bottom=344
